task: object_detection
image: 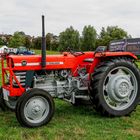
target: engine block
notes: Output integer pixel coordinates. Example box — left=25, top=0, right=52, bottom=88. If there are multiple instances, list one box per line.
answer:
left=33, top=69, right=89, bottom=102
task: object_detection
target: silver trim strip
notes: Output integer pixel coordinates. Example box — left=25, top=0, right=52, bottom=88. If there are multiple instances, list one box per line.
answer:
left=14, top=62, right=64, bottom=66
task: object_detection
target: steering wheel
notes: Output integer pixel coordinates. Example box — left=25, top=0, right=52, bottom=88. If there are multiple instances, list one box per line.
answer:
left=67, top=47, right=84, bottom=56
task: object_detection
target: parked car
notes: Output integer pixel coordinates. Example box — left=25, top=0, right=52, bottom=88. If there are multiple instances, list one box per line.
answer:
left=16, top=46, right=35, bottom=55
left=0, top=46, right=35, bottom=56
left=7, top=46, right=35, bottom=55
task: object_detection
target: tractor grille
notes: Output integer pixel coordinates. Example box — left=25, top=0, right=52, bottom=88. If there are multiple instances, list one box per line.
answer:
left=13, top=71, right=26, bottom=87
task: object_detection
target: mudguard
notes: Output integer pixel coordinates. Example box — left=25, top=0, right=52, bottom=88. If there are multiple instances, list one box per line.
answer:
left=89, top=51, right=137, bottom=75
left=95, top=52, right=137, bottom=59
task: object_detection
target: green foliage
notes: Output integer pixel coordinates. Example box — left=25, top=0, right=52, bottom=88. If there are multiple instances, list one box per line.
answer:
left=46, top=33, right=52, bottom=50
left=24, top=36, right=31, bottom=49
left=51, top=40, right=59, bottom=51
left=59, top=26, right=80, bottom=51
left=8, top=31, right=26, bottom=48
left=96, top=26, right=129, bottom=47
left=6, top=25, right=130, bottom=52
left=32, top=33, right=59, bottom=50
left=81, top=25, right=97, bottom=51
left=0, top=38, right=6, bottom=45
left=32, top=37, right=42, bottom=50
left=46, top=33, right=59, bottom=51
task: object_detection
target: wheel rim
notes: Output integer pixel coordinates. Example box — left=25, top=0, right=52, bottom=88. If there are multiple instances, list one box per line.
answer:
left=24, top=96, right=50, bottom=124
left=103, top=66, right=138, bottom=111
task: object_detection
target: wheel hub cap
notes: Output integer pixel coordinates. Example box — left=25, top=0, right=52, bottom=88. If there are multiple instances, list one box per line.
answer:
left=117, top=82, right=129, bottom=97
left=107, top=75, right=133, bottom=102
left=103, top=66, right=138, bottom=111
left=24, top=96, right=49, bottom=124
left=32, top=105, right=41, bottom=114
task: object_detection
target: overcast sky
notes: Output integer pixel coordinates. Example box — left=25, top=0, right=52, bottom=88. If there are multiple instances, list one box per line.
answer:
left=0, top=0, right=140, bottom=37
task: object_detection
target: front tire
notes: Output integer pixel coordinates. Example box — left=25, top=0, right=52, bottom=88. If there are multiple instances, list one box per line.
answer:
left=90, top=57, right=140, bottom=116
left=16, top=88, right=55, bottom=127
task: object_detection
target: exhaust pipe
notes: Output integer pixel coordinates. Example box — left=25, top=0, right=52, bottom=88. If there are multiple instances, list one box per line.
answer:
left=41, top=15, right=46, bottom=68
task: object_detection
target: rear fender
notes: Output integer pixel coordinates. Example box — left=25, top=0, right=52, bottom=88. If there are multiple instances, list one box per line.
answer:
left=89, top=52, right=137, bottom=78
left=95, top=52, right=137, bottom=59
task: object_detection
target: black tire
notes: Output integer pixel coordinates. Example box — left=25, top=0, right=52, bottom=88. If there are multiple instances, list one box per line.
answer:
left=1, top=84, right=17, bottom=111
left=0, top=87, right=17, bottom=111
left=4, top=97, right=17, bottom=111
left=16, top=88, right=55, bottom=128
left=0, top=88, right=6, bottom=111
left=8, top=52, right=15, bottom=55
left=90, top=57, right=140, bottom=117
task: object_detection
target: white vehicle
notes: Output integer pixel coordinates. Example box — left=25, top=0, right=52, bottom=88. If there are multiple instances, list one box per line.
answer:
left=0, top=46, right=17, bottom=55
left=0, top=46, right=8, bottom=54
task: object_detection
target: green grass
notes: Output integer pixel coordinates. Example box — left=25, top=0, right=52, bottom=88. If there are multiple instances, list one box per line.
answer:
left=136, top=61, right=140, bottom=67
left=1, top=101, right=140, bottom=140
left=0, top=53, right=140, bottom=140
left=34, top=49, right=60, bottom=55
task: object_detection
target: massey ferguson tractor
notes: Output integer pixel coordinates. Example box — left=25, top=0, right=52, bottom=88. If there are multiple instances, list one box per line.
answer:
left=0, top=16, right=140, bottom=128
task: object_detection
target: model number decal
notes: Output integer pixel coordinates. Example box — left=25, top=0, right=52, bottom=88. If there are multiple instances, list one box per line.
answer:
left=46, top=62, right=64, bottom=65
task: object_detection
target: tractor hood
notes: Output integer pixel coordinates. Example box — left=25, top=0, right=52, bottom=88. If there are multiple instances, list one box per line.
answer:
left=8, top=52, right=94, bottom=71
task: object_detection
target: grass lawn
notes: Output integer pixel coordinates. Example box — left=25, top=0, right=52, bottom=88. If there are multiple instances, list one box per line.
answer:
left=34, top=49, right=60, bottom=55
left=0, top=52, right=140, bottom=140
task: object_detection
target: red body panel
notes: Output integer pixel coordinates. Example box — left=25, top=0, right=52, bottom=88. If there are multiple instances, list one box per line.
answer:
left=8, top=52, right=94, bottom=75
left=1, top=51, right=137, bottom=97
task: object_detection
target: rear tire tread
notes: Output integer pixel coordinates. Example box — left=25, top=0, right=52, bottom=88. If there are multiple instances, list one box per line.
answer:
left=90, top=57, right=140, bottom=117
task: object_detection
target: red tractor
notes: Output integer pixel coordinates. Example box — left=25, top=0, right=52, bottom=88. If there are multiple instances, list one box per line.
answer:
left=1, top=16, right=140, bottom=127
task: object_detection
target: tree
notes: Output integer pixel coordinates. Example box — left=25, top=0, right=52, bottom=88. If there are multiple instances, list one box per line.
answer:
left=59, top=26, right=80, bottom=51
left=81, top=25, right=97, bottom=51
left=51, top=40, right=59, bottom=51
left=32, top=37, right=42, bottom=50
left=25, top=36, right=32, bottom=49
left=9, top=31, right=26, bottom=48
left=46, top=33, right=60, bottom=51
left=0, top=37, right=6, bottom=45
left=96, top=26, right=130, bottom=47
left=46, top=33, right=52, bottom=51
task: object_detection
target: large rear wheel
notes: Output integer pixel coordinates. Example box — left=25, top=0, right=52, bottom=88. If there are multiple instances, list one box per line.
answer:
left=16, top=88, right=55, bottom=127
left=90, top=57, right=140, bottom=116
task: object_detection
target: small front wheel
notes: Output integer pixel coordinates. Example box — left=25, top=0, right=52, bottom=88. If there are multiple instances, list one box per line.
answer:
left=16, top=88, right=55, bottom=127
